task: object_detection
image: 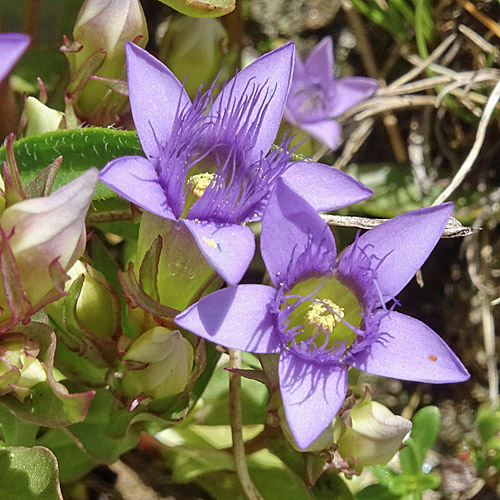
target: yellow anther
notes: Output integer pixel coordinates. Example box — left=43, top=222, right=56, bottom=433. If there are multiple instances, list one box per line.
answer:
left=188, top=172, right=215, bottom=199
left=305, top=299, right=344, bottom=333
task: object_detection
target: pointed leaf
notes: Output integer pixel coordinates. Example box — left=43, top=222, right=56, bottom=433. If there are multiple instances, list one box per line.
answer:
left=0, top=128, right=144, bottom=200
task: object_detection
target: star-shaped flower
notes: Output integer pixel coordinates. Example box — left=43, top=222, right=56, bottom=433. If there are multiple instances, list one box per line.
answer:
left=284, top=36, right=379, bottom=150
left=0, top=32, right=29, bottom=83
left=176, top=179, right=469, bottom=449
left=100, top=42, right=372, bottom=285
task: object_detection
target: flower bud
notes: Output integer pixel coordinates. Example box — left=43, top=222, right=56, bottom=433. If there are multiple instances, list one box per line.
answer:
left=0, top=169, right=98, bottom=330
left=0, top=332, right=47, bottom=401
left=48, top=260, right=121, bottom=340
left=66, top=0, right=148, bottom=117
left=121, top=326, right=193, bottom=401
left=157, top=0, right=235, bottom=18
left=159, top=17, right=234, bottom=99
left=337, top=398, right=412, bottom=467
left=23, top=97, right=64, bottom=136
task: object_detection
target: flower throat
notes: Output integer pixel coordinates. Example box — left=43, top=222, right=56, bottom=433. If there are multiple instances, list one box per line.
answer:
left=283, top=275, right=362, bottom=356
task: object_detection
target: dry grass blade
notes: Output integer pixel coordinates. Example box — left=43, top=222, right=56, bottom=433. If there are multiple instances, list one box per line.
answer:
left=433, top=78, right=500, bottom=205
left=321, top=214, right=477, bottom=238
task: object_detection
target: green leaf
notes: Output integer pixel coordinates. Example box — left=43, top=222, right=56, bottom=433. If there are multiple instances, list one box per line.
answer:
left=371, top=465, right=397, bottom=487
left=400, top=406, right=440, bottom=476
left=313, top=473, right=355, bottom=500
left=414, top=471, right=441, bottom=491
left=476, top=404, right=500, bottom=443
left=344, top=163, right=441, bottom=218
left=350, top=0, right=411, bottom=43
left=165, top=446, right=236, bottom=482
left=0, top=128, right=144, bottom=200
left=184, top=352, right=269, bottom=426
left=193, top=449, right=313, bottom=500
left=0, top=406, right=39, bottom=447
left=37, top=388, right=140, bottom=482
left=36, top=429, right=97, bottom=483
left=0, top=446, right=63, bottom=500
left=355, top=484, right=399, bottom=500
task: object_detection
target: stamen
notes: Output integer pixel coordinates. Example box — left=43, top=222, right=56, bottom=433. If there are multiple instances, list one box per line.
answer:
left=305, top=300, right=344, bottom=332
left=188, top=172, right=215, bottom=199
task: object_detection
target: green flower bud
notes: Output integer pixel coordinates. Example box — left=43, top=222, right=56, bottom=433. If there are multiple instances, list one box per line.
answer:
left=337, top=398, right=412, bottom=467
left=48, top=260, right=121, bottom=340
left=159, top=16, right=235, bottom=99
left=121, top=326, right=193, bottom=400
left=157, top=0, right=235, bottom=18
left=0, top=333, right=47, bottom=401
left=23, top=97, right=63, bottom=136
left=66, top=0, right=148, bottom=117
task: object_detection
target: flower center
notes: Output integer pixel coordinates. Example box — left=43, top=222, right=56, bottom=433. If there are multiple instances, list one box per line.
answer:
left=282, top=275, right=362, bottom=356
left=290, top=80, right=332, bottom=123
left=305, top=299, right=344, bottom=332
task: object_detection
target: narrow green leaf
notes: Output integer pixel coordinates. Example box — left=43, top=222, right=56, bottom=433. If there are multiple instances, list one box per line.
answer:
left=409, top=406, right=441, bottom=462
left=400, top=406, right=440, bottom=476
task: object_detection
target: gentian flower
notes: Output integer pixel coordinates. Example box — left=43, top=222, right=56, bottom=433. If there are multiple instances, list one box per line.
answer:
left=0, top=32, right=29, bottom=82
left=100, top=42, right=372, bottom=285
left=176, top=179, right=470, bottom=449
left=284, top=36, right=379, bottom=150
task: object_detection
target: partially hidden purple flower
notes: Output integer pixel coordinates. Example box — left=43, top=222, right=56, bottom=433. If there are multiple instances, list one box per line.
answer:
left=0, top=33, right=29, bottom=83
left=284, top=36, right=379, bottom=150
left=176, top=179, right=470, bottom=449
left=100, top=42, right=372, bottom=285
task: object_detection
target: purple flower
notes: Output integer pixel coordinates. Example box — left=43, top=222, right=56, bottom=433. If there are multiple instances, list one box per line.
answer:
left=0, top=33, right=29, bottom=82
left=100, top=42, right=372, bottom=285
left=176, top=179, right=469, bottom=449
left=284, top=36, right=379, bottom=150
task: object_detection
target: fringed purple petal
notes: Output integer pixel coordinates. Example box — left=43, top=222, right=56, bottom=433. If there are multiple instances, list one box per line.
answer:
left=349, top=311, right=470, bottom=383
left=261, top=179, right=336, bottom=288
left=125, top=42, right=191, bottom=160
left=99, top=156, right=175, bottom=220
left=0, top=33, right=29, bottom=82
left=175, top=284, right=280, bottom=353
left=213, top=42, right=295, bottom=160
left=279, top=350, right=348, bottom=449
left=303, top=36, right=334, bottom=80
left=298, top=119, right=342, bottom=150
left=328, top=76, right=379, bottom=117
left=283, top=161, right=372, bottom=211
left=182, top=219, right=255, bottom=286
left=338, top=203, right=453, bottom=306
